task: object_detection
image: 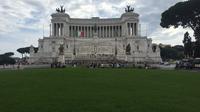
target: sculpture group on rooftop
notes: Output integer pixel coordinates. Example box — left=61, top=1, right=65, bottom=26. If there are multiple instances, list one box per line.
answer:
left=125, top=5, right=134, bottom=12
left=56, top=5, right=65, bottom=13
left=56, top=5, right=133, bottom=13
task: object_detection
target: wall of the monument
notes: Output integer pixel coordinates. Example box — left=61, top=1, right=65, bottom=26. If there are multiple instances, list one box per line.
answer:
left=29, top=9, right=162, bottom=64
left=29, top=36, right=162, bottom=64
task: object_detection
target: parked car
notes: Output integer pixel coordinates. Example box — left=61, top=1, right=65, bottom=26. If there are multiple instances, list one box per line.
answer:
left=192, top=58, right=200, bottom=69
left=176, top=59, right=193, bottom=69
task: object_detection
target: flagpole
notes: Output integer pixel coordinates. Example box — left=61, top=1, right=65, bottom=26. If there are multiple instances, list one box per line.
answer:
left=73, top=30, right=76, bottom=56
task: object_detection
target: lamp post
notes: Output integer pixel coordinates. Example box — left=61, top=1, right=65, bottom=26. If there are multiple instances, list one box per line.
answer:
left=73, top=30, right=76, bottom=56
left=114, top=29, right=118, bottom=64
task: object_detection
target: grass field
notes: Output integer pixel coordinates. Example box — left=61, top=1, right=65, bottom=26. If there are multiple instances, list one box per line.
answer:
left=0, top=68, right=200, bottom=112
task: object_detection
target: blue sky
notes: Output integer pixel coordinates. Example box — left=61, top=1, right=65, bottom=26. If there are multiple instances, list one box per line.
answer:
left=0, top=0, right=193, bottom=57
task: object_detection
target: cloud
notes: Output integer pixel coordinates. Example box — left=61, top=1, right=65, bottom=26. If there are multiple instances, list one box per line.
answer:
left=0, top=0, right=191, bottom=57
left=150, top=27, right=194, bottom=45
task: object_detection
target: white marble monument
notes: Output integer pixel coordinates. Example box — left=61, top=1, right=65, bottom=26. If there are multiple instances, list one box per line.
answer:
left=29, top=6, right=162, bottom=64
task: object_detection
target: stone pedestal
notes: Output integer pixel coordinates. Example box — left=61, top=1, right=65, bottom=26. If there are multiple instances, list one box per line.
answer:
left=57, top=55, right=65, bottom=64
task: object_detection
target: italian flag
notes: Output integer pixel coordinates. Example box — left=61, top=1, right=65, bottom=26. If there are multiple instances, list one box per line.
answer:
left=78, top=31, right=84, bottom=38
left=73, top=31, right=84, bottom=37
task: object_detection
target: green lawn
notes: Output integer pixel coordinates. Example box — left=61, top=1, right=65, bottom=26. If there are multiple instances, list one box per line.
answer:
left=0, top=68, right=200, bottom=112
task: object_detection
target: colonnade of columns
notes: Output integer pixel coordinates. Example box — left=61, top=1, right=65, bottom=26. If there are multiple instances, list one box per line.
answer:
left=69, top=25, right=122, bottom=38
left=51, top=23, right=138, bottom=38
left=127, top=23, right=137, bottom=36
left=52, top=23, right=64, bottom=37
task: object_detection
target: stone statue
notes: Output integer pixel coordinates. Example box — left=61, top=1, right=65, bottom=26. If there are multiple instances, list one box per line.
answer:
left=56, top=8, right=60, bottom=12
left=152, top=45, right=157, bottom=53
left=125, top=5, right=134, bottom=12
left=126, top=44, right=131, bottom=55
left=56, top=5, right=65, bottom=13
left=59, top=44, right=64, bottom=55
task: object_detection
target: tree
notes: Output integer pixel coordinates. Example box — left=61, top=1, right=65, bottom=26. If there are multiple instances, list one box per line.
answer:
left=183, top=32, right=193, bottom=58
left=160, top=0, right=200, bottom=57
left=17, top=46, right=39, bottom=58
left=159, top=45, right=184, bottom=61
left=4, top=52, right=15, bottom=57
left=0, top=52, right=16, bottom=65
left=17, top=47, right=32, bottom=58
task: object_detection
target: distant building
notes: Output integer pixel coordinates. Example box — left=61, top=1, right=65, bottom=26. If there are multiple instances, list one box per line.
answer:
left=29, top=6, right=161, bottom=64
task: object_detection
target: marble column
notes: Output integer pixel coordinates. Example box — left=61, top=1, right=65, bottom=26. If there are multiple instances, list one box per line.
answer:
left=97, top=27, right=99, bottom=37
left=108, top=26, right=111, bottom=37
left=110, top=25, right=113, bottom=38
left=105, top=26, right=106, bottom=38
left=69, top=26, right=71, bottom=37
left=105, top=26, right=107, bottom=38
left=115, top=26, right=117, bottom=37
left=79, top=26, right=81, bottom=36
left=52, top=23, right=54, bottom=36
left=64, top=23, right=69, bottom=37
left=72, top=26, right=76, bottom=37
left=59, top=23, right=61, bottom=36
left=116, top=26, right=118, bottom=37
left=74, top=26, right=76, bottom=37
left=105, top=26, right=106, bottom=37
left=58, top=23, right=60, bottom=37
left=53, top=23, right=57, bottom=36
left=86, top=26, right=88, bottom=38
left=128, top=23, right=130, bottom=36
left=130, top=23, right=133, bottom=36
left=88, top=26, right=90, bottom=38
left=101, top=26, right=103, bottom=38
left=58, top=23, right=61, bottom=37
left=60, top=23, right=62, bottom=36
left=113, top=26, right=115, bottom=37
left=119, top=26, right=123, bottom=37
left=136, top=23, right=138, bottom=36
left=61, top=23, right=63, bottom=36
left=81, top=26, right=83, bottom=37
left=108, top=26, right=110, bottom=37
left=99, top=26, right=101, bottom=38
left=85, top=26, right=87, bottom=38
left=134, top=23, right=137, bottom=36
left=83, top=26, right=85, bottom=37
left=112, top=26, right=114, bottom=37
left=90, top=26, right=92, bottom=38
left=56, top=23, right=59, bottom=37
left=101, top=26, right=102, bottom=37
left=102, top=26, right=105, bottom=38
left=131, top=23, right=133, bottom=36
